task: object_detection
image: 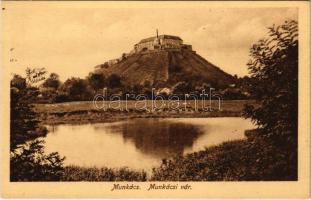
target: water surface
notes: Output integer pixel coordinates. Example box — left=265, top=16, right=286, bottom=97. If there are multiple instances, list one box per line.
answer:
left=45, top=117, right=254, bottom=171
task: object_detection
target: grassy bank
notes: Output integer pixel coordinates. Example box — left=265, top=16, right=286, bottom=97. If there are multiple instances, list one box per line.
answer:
left=35, top=100, right=257, bottom=125
left=57, top=129, right=296, bottom=181
left=151, top=130, right=297, bottom=181
left=61, top=166, right=147, bottom=181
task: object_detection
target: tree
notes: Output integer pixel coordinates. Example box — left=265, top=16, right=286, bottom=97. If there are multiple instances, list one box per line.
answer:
left=10, top=75, right=45, bottom=148
left=88, top=73, right=106, bottom=91
left=107, top=74, right=122, bottom=88
left=172, top=81, right=193, bottom=95
left=242, top=20, right=298, bottom=180
left=11, top=140, right=65, bottom=181
left=11, top=74, right=26, bottom=90
left=244, top=20, right=298, bottom=147
left=132, top=84, right=143, bottom=94
left=40, top=73, right=62, bottom=103
left=42, top=73, right=61, bottom=90
left=61, top=77, right=93, bottom=101
left=10, top=73, right=65, bottom=181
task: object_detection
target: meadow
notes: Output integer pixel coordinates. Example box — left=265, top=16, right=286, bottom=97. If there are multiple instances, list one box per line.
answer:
left=34, top=100, right=257, bottom=125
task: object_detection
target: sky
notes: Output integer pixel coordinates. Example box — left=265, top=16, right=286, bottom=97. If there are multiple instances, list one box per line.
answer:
left=2, top=2, right=298, bottom=81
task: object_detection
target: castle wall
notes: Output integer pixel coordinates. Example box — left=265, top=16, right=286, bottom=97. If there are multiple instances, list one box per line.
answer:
left=135, top=41, right=155, bottom=52
left=134, top=35, right=191, bottom=53
left=161, top=38, right=182, bottom=48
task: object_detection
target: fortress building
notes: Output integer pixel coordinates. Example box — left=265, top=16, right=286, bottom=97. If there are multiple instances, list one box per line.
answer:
left=133, top=30, right=192, bottom=53
left=102, top=30, right=193, bottom=68
left=95, top=30, right=235, bottom=89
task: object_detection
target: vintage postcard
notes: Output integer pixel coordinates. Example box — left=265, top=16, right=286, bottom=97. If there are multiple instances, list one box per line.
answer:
left=0, top=1, right=310, bottom=198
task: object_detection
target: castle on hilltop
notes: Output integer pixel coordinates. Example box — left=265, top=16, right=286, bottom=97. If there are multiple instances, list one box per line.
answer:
left=133, top=30, right=192, bottom=53
left=103, top=30, right=193, bottom=67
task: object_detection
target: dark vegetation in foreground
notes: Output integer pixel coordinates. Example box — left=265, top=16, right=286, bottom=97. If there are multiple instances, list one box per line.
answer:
left=10, top=20, right=298, bottom=181
left=62, top=166, right=147, bottom=181
left=152, top=130, right=296, bottom=181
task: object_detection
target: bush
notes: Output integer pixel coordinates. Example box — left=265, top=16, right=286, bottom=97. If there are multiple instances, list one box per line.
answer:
left=244, top=20, right=298, bottom=146
left=151, top=134, right=297, bottom=181
left=10, top=75, right=46, bottom=149
left=11, top=140, right=65, bottom=181
left=62, top=166, right=147, bottom=181
left=60, top=77, right=93, bottom=101
left=107, top=74, right=122, bottom=89
left=10, top=73, right=65, bottom=181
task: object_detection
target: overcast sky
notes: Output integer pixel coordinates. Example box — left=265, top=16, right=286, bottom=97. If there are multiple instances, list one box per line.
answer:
left=2, top=2, right=297, bottom=81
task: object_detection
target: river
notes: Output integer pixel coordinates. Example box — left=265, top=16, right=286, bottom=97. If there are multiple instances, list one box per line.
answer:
left=45, top=117, right=255, bottom=171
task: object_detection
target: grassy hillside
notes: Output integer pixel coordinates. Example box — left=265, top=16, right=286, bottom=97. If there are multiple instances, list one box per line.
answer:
left=95, top=49, right=235, bottom=88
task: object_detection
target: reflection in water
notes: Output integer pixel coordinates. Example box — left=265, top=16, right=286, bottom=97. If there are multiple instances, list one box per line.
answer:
left=106, top=119, right=204, bottom=158
left=44, top=118, right=255, bottom=171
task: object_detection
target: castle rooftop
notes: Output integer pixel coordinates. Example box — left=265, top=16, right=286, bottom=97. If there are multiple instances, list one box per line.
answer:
left=132, top=30, right=192, bottom=53
left=139, top=35, right=182, bottom=44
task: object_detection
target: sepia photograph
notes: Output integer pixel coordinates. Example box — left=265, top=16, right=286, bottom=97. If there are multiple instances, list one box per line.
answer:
left=1, top=1, right=310, bottom=198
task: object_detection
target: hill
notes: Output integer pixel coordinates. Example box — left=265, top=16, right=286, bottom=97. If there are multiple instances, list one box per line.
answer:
left=94, top=49, right=235, bottom=89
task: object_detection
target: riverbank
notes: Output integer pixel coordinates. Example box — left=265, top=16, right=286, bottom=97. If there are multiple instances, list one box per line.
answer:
left=34, top=99, right=295, bottom=181
left=34, top=100, right=257, bottom=125
left=150, top=129, right=297, bottom=181
left=58, top=129, right=296, bottom=181
left=32, top=100, right=296, bottom=181
left=61, top=166, right=147, bottom=181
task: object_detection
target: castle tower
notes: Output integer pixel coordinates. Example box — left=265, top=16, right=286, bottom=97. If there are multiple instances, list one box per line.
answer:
left=155, top=29, right=160, bottom=46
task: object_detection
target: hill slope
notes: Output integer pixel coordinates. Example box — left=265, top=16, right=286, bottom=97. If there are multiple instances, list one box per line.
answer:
left=95, top=49, right=234, bottom=88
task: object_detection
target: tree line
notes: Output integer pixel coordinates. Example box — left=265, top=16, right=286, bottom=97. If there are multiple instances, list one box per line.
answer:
left=14, top=70, right=254, bottom=103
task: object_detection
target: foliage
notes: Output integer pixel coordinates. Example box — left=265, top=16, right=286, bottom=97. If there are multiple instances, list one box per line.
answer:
left=106, top=74, right=122, bottom=88
left=10, top=75, right=46, bottom=149
left=11, top=140, right=65, bottom=181
left=39, top=73, right=61, bottom=103
left=60, top=77, right=93, bottom=101
left=172, top=81, right=193, bottom=94
left=243, top=20, right=298, bottom=178
left=42, top=73, right=61, bottom=90
left=10, top=73, right=65, bottom=181
left=244, top=20, right=298, bottom=147
left=53, top=92, right=71, bottom=103
left=62, top=166, right=147, bottom=181
left=87, top=73, right=106, bottom=91
left=11, top=74, right=27, bottom=90
left=220, top=87, right=249, bottom=100
left=151, top=133, right=296, bottom=181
